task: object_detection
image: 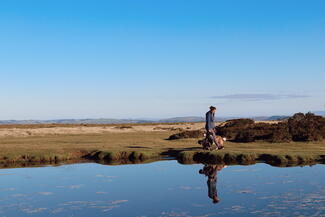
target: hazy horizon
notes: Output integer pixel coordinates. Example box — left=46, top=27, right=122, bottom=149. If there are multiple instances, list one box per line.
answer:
left=1, top=0, right=324, bottom=119
left=1, top=111, right=324, bottom=122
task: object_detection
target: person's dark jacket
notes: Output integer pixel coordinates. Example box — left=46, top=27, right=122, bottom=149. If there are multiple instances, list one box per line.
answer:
left=205, top=111, right=215, bottom=131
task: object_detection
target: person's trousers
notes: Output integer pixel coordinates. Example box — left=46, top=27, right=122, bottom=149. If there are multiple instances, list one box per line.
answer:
left=208, top=130, right=221, bottom=148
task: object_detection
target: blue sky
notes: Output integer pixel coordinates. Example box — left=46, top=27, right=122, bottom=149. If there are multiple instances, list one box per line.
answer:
left=0, top=0, right=324, bottom=119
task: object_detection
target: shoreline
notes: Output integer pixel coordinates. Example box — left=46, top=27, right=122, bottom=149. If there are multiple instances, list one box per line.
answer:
left=0, top=153, right=324, bottom=169
left=1, top=141, right=324, bottom=169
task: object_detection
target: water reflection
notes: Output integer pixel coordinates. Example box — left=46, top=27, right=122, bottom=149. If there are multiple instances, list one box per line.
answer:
left=199, top=164, right=226, bottom=203
left=0, top=161, right=324, bottom=217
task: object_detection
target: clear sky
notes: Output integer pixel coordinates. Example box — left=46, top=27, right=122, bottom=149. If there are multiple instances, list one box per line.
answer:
left=1, top=0, right=324, bottom=119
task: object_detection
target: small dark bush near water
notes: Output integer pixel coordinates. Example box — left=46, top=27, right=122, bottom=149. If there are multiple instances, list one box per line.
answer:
left=168, top=113, right=325, bottom=143
left=168, top=130, right=204, bottom=140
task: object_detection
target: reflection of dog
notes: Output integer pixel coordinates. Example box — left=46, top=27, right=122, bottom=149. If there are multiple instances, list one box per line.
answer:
left=198, top=133, right=226, bottom=150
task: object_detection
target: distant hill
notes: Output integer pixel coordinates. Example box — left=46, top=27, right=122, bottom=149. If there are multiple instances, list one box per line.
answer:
left=0, top=119, right=150, bottom=125
left=0, top=115, right=294, bottom=125
left=313, top=111, right=325, bottom=116
left=253, top=115, right=290, bottom=121
left=158, top=116, right=205, bottom=123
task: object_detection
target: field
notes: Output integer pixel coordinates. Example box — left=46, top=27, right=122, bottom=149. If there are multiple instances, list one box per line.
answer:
left=0, top=122, right=324, bottom=167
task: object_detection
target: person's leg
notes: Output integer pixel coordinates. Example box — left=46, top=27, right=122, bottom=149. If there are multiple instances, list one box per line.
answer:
left=210, top=130, right=221, bottom=148
left=204, top=131, right=212, bottom=148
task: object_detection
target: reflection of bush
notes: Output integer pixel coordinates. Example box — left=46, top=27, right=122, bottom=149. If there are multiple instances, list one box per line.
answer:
left=215, top=113, right=324, bottom=143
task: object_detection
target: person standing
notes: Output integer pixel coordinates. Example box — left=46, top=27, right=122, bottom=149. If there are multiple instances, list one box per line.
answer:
left=205, top=106, right=223, bottom=149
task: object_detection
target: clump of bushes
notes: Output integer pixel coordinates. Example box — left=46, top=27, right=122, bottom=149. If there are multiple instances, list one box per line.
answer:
left=288, top=113, right=325, bottom=141
left=114, top=125, right=133, bottom=129
left=215, top=113, right=324, bottom=143
left=169, top=113, right=325, bottom=143
left=216, top=119, right=255, bottom=141
left=168, top=130, right=204, bottom=140
left=215, top=120, right=291, bottom=143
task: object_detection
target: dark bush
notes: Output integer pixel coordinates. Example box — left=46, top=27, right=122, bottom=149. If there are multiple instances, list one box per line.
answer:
left=254, top=122, right=291, bottom=143
left=223, top=118, right=255, bottom=127
left=267, top=123, right=291, bottom=143
left=215, top=119, right=291, bottom=143
left=215, top=119, right=255, bottom=140
left=170, top=113, right=324, bottom=143
left=168, top=130, right=204, bottom=140
left=288, top=112, right=325, bottom=141
left=235, top=130, right=256, bottom=142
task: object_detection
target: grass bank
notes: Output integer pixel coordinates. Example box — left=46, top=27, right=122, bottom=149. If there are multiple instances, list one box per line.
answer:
left=0, top=130, right=324, bottom=168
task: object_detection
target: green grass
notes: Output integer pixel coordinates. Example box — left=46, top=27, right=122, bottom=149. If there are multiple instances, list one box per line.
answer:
left=0, top=131, right=324, bottom=167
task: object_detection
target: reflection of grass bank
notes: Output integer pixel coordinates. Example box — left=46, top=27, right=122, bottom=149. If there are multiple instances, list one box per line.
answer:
left=84, top=150, right=160, bottom=162
left=177, top=151, right=325, bottom=167
left=0, top=131, right=324, bottom=168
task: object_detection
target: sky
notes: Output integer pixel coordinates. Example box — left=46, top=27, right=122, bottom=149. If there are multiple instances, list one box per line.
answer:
left=0, top=0, right=324, bottom=119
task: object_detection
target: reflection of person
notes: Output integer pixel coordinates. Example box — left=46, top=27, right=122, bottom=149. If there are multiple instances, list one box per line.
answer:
left=199, top=164, right=226, bottom=204
left=205, top=106, right=224, bottom=150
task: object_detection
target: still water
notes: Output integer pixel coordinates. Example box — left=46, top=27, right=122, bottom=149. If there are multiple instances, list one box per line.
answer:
left=0, top=161, right=324, bottom=217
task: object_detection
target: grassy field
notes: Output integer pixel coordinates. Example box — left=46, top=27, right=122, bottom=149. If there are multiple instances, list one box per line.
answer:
left=0, top=129, right=324, bottom=167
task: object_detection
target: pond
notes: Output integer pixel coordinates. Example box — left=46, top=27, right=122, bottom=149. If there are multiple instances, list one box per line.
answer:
left=0, top=161, right=324, bottom=217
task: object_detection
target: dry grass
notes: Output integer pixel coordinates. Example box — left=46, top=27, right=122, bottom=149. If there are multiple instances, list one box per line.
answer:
left=0, top=122, right=203, bottom=129
left=0, top=123, right=203, bottom=137
left=0, top=131, right=324, bottom=157
left=0, top=123, right=324, bottom=167
left=0, top=131, right=198, bottom=159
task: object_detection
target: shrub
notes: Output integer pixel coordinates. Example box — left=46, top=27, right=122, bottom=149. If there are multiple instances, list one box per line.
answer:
left=215, top=119, right=291, bottom=143
left=216, top=119, right=254, bottom=140
left=288, top=112, right=325, bottom=141
left=170, top=113, right=324, bottom=143
left=168, top=130, right=204, bottom=140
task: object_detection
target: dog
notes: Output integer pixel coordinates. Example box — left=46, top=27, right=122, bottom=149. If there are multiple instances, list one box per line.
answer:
left=198, top=133, right=226, bottom=150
